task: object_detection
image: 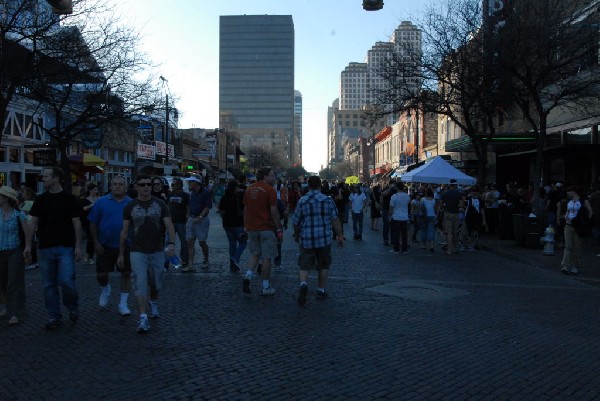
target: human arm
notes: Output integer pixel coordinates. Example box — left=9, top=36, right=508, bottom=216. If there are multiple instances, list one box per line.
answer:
left=89, top=222, right=104, bottom=256
left=271, top=204, right=283, bottom=241
left=19, top=214, right=33, bottom=264
left=23, top=215, right=38, bottom=261
left=116, top=220, right=130, bottom=269
left=72, top=217, right=83, bottom=262
left=163, top=216, right=176, bottom=257
left=332, top=217, right=344, bottom=246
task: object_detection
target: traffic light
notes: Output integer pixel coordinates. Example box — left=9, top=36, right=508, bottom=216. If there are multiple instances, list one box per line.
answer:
left=362, top=0, right=383, bottom=11
left=183, top=164, right=194, bottom=171
left=46, top=0, right=73, bottom=15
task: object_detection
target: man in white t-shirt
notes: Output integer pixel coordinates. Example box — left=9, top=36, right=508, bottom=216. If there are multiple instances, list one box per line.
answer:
left=349, top=185, right=367, bottom=240
left=389, top=182, right=411, bottom=253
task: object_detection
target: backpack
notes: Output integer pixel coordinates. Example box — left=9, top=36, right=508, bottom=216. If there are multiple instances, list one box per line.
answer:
left=571, top=200, right=592, bottom=237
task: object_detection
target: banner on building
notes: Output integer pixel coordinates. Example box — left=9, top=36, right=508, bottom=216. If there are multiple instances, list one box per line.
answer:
left=137, top=142, right=155, bottom=160
left=33, top=149, right=57, bottom=166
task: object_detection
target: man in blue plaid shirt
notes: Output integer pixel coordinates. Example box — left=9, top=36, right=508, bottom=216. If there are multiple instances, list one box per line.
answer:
left=291, top=176, right=344, bottom=305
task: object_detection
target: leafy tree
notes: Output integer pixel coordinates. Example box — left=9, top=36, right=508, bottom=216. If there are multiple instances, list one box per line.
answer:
left=494, top=0, right=600, bottom=211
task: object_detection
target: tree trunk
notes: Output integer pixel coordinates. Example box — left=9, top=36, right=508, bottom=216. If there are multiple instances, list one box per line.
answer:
left=58, top=136, right=73, bottom=195
left=530, top=139, right=545, bottom=215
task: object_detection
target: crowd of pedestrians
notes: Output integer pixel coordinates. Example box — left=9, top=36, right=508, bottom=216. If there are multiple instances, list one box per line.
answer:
left=0, top=166, right=598, bottom=333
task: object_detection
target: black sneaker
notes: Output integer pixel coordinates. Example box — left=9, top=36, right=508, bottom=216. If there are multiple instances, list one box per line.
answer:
left=243, top=278, right=251, bottom=294
left=44, top=319, right=63, bottom=330
left=316, top=290, right=328, bottom=300
left=297, top=284, right=308, bottom=306
left=69, top=309, right=79, bottom=323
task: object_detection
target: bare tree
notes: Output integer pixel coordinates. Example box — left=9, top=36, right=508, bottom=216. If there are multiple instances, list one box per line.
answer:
left=370, top=0, right=507, bottom=184
left=494, top=0, right=600, bottom=211
left=1, top=0, right=62, bottom=143
left=2, top=0, right=161, bottom=188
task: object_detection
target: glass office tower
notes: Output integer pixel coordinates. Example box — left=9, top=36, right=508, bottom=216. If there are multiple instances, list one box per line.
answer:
left=219, top=15, right=295, bottom=159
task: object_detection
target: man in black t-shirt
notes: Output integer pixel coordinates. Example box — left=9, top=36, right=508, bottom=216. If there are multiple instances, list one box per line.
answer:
left=166, top=177, right=190, bottom=265
left=118, top=174, right=175, bottom=334
left=441, top=179, right=464, bottom=255
left=28, top=167, right=83, bottom=330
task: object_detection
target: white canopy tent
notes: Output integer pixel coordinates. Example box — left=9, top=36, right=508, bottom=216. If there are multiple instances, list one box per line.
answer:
left=400, top=156, right=476, bottom=185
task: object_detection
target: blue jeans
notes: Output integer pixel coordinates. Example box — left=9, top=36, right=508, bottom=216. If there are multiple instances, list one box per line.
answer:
left=169, top=222, right=189, bottom=263
left=352, top=212, right=364, bottom=237
left=38, top=246, right=78, bottom=321
left=224, top=226, right=247, bottom=264
left=420, top=216, right=436, bottom=242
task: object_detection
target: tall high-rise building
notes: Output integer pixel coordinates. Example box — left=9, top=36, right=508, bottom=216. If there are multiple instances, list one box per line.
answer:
left=293, top=90, right=302, bottom=165
left=219, top=15, right=295, bottom=164
left=329, top=21, right=421, bottom=167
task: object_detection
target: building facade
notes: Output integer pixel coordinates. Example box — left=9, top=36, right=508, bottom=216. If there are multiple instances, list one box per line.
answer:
left=219, top=15, right=295, bottom=165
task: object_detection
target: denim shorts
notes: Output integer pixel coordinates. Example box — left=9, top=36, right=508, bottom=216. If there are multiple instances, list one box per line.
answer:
left=186, top=217, right=210, bottom=241
left=129, top=251, right=164, bottom=297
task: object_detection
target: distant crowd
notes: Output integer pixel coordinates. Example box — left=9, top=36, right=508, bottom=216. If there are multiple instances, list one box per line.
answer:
left=1, top=169, right=599, bottom=332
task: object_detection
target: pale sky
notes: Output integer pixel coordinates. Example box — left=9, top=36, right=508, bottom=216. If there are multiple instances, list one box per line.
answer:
left=121, top=0, right=428, bottom=172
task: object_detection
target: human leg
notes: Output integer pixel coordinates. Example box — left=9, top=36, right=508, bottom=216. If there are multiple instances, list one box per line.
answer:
left=38, top=247, right=62, bottom=322
left=233, top=227, right=247, bottom=265
left=174, top=223, right=189, bottom=263
left=382, top=209, right=390, bottom=244
left=56, top=247, right=78, bottom=320
left=5, top=248, right=25, bottom=319
left=561, top=225, right=574, bottom=272
left=352, top=212, right=359, bottom=237
left=357, top=212, right=364, bottom=238
left=400, top=221, right=408, bottom=252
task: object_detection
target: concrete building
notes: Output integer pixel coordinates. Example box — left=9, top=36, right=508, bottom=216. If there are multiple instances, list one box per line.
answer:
left=219, top=15, right=295, bottom=165
left=293, top=90, right=302, bottom=165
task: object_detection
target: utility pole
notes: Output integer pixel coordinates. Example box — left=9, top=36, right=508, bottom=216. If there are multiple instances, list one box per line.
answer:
left=165, top=93, right=169, bottom=163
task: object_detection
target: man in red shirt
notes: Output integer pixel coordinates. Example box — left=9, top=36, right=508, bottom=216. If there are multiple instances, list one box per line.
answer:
left=242, top=167, right=283, bottom=296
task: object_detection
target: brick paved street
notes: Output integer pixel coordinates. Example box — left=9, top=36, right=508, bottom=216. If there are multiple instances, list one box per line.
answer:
left=2, top=208, right=600, bottom=400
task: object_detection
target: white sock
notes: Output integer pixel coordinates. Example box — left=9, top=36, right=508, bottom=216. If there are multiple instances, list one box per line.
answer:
left=318, top=288, right=326, bottom=293
left=120, top=293, right=129, bottom=304
left=245, top=271, right=252, bottom=279
left=140, top=313, right=148, bottom=319
left=300, top=281, right=308, bottom=286
left=262, top=280, right=270, bottom=289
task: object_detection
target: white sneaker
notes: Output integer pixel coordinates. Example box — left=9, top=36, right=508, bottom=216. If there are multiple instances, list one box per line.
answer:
left=148, top=301, right=160, bottom=319
left=260, top=287, right=276, bottom=296
left=99, top=284, right=111, bottom=308
left=570, top=266, right=579, bottom=274
left=118, top=303, right=131, bottom=316
left=137, top=316, right=150, bottom=334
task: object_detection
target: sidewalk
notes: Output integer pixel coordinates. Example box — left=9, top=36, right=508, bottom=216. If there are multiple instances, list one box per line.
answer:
left=477, top=233, right=600, bottom=286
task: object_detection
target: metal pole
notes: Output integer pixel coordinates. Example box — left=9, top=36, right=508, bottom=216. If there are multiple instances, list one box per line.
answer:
left=165, top=93, right=169, bottom=163
left=415, top=105, right=419, bottom=164
left=224, top=131, right=228, bottom=182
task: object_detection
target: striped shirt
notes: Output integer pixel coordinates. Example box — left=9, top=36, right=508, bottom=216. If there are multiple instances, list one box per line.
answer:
left=291, top=190, right=338, bottom=249
left=0, top=209, right=25, bottom=251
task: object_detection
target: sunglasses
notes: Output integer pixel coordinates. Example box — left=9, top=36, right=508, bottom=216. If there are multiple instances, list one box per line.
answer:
left=137, top=182, right=153, bottom=187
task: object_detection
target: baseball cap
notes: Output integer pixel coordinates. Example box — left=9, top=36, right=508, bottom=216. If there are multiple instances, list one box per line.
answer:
left=185, top=176, right=203, bottom=184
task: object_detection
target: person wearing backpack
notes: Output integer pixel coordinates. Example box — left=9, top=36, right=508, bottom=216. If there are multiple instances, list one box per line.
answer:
left=462, top=187, right=486, bottom=251
left=561, top=185, right=593, bottom=275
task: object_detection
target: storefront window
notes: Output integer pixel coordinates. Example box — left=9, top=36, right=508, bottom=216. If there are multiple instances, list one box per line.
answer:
left=566, top=127, right=592, bottom=144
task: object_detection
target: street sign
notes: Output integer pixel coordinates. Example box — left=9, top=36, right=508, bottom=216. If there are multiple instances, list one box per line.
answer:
left=33, top=149, right=57, bottom=166
left=193, top=149, right=213, bottom=157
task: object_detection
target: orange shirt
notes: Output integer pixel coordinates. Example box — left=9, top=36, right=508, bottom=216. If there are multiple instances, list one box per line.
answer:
left=244, top=181, right=278, bottom=231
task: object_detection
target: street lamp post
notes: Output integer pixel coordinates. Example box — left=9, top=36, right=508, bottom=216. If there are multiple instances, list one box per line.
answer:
left=160, top=76, right=170, bottom=164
